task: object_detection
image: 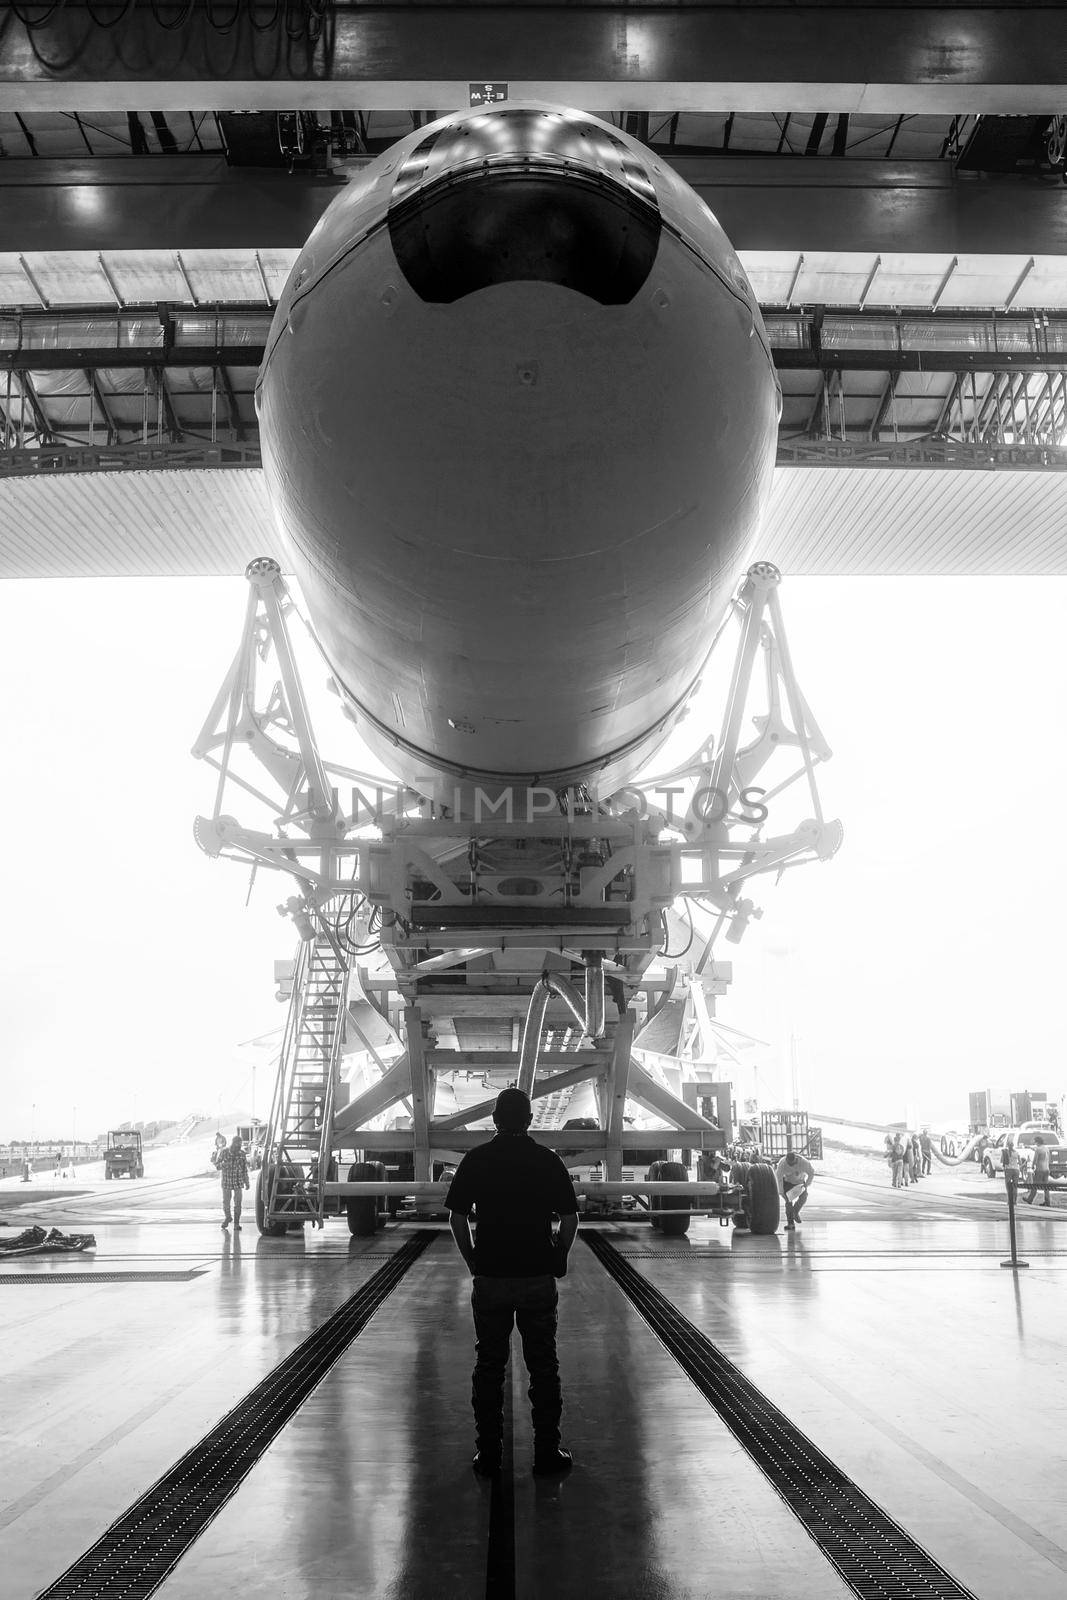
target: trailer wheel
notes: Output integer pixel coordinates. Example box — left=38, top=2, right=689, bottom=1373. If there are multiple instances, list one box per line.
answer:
left=747, top=1164, right=781, bottom=1235
left=648, top=1159, right=691, bottom=1237
left=256, top=1165, right=289, bottom=1237
left=347, top=1162, right=380, bottom=1237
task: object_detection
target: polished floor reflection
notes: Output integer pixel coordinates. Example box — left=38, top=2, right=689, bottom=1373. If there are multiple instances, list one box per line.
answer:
left=1, top=1164, right=1065, bottom=1599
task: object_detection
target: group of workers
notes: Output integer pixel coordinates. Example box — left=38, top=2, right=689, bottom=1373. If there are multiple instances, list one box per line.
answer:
left=885, top=1130, right=933, bottom=1187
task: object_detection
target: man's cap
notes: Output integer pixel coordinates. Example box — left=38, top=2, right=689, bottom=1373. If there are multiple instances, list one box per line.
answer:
left=230, top=1134, right=243, bottom=1146
left=493, top=1088, right=533, bottom=1130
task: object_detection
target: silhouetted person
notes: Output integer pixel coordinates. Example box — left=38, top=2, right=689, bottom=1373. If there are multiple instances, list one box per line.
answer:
left=218, top=1134, right=249, bottom=1230
left=919, top=1130, right=933, bottom=1176
left=1024, top=1136, right=1052, bottom=1207
left=446, top=1088, right=579, bottom=1478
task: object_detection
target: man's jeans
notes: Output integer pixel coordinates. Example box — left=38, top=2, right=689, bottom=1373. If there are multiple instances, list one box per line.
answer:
left=222, top=1186, right=243, bottom=1225
left=471, top=1275, right=561, bottom=1455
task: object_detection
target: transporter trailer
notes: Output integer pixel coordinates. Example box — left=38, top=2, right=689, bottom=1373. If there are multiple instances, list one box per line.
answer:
left=196, top=561, right=835, bottom=1245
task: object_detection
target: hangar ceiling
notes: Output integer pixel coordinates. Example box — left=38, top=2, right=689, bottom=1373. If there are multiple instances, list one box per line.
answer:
left=1, top=1, right=1066, bottom=577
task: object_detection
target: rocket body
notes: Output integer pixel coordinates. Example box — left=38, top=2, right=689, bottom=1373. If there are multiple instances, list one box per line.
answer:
left=256, top=105, right=780, bottom=794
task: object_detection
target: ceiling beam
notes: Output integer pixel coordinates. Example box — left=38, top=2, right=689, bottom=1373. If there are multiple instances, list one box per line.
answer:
left=3, top=316, right=1066, bottom=378
left=1, top=6, right=1065, bottom=114
left=4, top=155, right=1067, bottom=257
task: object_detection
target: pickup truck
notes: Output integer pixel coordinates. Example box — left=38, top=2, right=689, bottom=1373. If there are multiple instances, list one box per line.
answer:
left=981, top=1129, right=1067, bottom=1180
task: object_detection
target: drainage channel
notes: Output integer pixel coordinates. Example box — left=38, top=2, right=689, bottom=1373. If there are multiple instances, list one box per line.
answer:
left=1, top=1271, right=207, bottom=1285
left=584, top=1231, right=979, bottom=1600
left=37, top=1231, right=438, bottom=1599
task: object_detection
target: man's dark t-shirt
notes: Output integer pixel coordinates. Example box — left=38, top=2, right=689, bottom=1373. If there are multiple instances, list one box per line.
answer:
left=445, top=1133, right=579, bottom=1277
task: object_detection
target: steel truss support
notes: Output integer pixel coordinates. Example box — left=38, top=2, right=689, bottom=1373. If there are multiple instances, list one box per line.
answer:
left=195, top=557, right=838, bottom=1228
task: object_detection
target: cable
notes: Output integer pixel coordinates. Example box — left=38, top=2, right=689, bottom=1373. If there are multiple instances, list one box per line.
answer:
left=9, top=0, right=68, bottom=24
left=150, top=0, right=196, bottom=30
left=83, top=0, right=136, bottom=28
left=204, top=0, right=242, bottom=34
left=659, top=902, right=695, bottom=961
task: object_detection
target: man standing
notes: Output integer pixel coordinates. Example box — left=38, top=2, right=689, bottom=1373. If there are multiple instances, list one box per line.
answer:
left=919, top=1129, right=933, bottom=1176
left=1024, top=1135, right=1052, bottom=1207
left=446, top=1088, right=579, bottom=1478
left=776, top=1145, right=815, bottom=1229
left=218, top=1134, right=250, bottom=1231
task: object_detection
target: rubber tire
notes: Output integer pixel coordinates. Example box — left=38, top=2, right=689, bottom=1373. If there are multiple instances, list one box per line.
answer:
left=648, top=1159, right=691, bottom=1237
left=983, top=1157, right=995, bottom=1178
left=347, top=1162, right=380, bottom=1237
left=105, top=1170, right=112, bottom=1180
left=255, top=1165, right=289, bottom=1237
left=747, top=1163, right=781, bottom=1235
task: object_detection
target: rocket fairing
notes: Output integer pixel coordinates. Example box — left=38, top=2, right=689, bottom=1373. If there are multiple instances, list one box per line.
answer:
left=256, top=104, right=781, bottom=799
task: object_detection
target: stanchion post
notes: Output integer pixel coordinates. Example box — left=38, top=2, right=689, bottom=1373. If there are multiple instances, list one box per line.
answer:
left=1000, top=1173, right=1030, bottom=1269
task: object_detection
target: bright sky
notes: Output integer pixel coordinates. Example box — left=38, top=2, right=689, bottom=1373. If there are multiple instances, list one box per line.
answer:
left=1, top=571, right=1064, bottom=1141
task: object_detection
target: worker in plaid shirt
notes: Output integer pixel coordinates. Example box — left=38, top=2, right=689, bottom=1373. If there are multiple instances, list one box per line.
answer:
left=218, top=1135, right=250, bottom=1230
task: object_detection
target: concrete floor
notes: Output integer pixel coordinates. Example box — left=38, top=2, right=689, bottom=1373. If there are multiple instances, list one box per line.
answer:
left=1, top=1159, right=1065, bottom=1599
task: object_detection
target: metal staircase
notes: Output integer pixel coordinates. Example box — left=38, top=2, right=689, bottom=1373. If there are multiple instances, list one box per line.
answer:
left=258, top=929, right=349, bottom=1232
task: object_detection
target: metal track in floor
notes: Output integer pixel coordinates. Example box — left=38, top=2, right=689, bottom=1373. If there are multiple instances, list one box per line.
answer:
left=36, top=1232, right=438, bottom=1599
left=584, top=1231, right=980, bottom=1600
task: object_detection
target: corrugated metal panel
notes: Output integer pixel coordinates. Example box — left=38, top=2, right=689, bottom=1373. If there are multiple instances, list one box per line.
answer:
left=761, top=468, right=1067, bottom=574
left=6, top=248, right=1067, bottom=315
left=2, top=466, right=1066, bottom=580
left=743, top=251, right=1067, bottom=311
left=0, top=470, right=279, bottom=579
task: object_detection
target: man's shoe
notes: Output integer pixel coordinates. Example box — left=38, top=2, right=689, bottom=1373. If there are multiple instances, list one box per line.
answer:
left=784, top=1221, right=795, bottom=1230
left=793, top=1217, right=802, bottom=1226
left=472, top=1451, right=501, bottom=1477
left=221, top=1222, right=229, bottom=1229
left=533, top=1446, right=573, bottom=1476
left=235, top=1224, right=242, bottom=1231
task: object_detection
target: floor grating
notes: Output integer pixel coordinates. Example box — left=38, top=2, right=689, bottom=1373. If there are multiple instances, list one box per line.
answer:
left=585, top=1231, right=980, bottom=1600
left=36, top=1231, right=440, bottom=1599
left=0, top=1270, right=207, bottom=1284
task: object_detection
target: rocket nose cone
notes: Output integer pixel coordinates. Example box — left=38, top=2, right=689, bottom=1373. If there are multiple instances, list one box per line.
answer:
left=388, top=167, right=661, bottom=306
left=386, top=107, right=662, bottom=307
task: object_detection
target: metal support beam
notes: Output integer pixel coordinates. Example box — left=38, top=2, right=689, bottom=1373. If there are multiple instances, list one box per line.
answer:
left=406, top=1006, right=434, bottom=1184
left=16, top=370, right=52, bottom=445
left=215, top=365, right=245, bottom=443
left=6, top=155, right=1067, bottom=257
left=624, top=1058, right=722, bottom=1134
left=868, top=372, right=899, bottom=442
left=86, top=369, right=117, bottom=446
left=2, top=7, right=1065, bottom=114
left=332, top=1052, right=412, bottom=1134
left=603, top=1009, right=635, bottom=1181
left=431, top=1060, right=607, bottom=1133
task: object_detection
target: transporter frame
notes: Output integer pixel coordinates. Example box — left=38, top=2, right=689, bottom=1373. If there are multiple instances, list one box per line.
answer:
left=194, top=557, right=840, bottom=1237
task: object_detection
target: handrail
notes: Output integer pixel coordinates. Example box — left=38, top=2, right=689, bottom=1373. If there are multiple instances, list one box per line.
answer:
left=261, top=935, right=312, bottom=1222
left=312, top=930, right=349, bottom=1228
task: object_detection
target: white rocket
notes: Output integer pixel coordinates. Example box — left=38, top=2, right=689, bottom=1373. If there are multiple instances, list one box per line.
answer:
left=256, top=104, right=781, bottom=801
